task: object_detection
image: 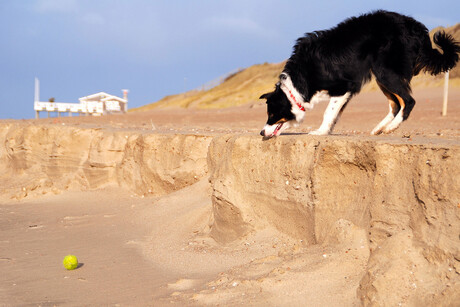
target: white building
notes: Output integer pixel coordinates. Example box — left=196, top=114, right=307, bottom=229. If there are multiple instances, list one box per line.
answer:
left=78, top=92, right=128, bottom=114
left=34, top=78, right=128, bottom=118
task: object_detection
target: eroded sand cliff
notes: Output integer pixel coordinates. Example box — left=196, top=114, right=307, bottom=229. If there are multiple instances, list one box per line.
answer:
left=208, top=134, right=460, bottom=305
left=0, top=123, right=211, bottom=198
left=1, top=122, right=459, bottom=306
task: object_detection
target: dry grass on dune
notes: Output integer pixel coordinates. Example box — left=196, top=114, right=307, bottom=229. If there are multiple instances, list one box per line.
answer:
left=130, top=62, right=284, bottom=112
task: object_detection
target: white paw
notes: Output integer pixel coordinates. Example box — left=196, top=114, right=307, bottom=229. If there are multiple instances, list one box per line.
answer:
left=382, top=127, right=396, bottom=134
left=382, top=123, right=399, bottom=134
left=383, top=114, right=403, bottom=134
left=371, top=127, right=383, bottom=135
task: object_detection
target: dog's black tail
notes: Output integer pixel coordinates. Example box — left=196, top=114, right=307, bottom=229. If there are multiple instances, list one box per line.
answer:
left=418, top=31, right=460, bottom=75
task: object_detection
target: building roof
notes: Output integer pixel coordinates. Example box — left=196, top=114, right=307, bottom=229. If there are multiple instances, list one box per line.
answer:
left=79, top=92, right=127, bottom=103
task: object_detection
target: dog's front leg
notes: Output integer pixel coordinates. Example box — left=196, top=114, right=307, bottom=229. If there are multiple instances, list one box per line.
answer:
left=310, top=93, right=351, bottom=135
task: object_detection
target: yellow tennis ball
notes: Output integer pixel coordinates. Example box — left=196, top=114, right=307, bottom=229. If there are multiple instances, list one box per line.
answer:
left=63, top=255, right=78, bottom=270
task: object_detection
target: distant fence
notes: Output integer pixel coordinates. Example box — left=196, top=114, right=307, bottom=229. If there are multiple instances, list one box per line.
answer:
left=34, top=100, right=124, bottom=118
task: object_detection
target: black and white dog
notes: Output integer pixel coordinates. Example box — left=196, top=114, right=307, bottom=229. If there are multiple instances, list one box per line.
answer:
left=260, top=10, right=460, bottom=138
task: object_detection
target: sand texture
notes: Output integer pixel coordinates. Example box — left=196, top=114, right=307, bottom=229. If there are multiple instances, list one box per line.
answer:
left=1, top=88, right=459, bottom=306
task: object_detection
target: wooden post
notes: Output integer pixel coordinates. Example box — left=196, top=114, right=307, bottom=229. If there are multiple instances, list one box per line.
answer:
left=36, top=111, right=39, bottom=119
left=442, top=71, right=449, bottom=116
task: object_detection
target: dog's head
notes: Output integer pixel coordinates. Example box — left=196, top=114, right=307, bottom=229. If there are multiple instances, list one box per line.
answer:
left=259, top=82, right=303, bottom=139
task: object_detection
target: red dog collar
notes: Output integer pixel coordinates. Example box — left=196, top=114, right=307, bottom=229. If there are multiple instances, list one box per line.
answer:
left=288, top=90, right=305, bottom=111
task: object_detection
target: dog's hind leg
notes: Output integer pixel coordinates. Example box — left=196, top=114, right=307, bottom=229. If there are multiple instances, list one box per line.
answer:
left=310, top=92, right=352, bottom=135
left=371, top=83, right=401, bottom=135
left=372, top=75, right=415, bottom=134
left=383, top=93, right=415, bottom=133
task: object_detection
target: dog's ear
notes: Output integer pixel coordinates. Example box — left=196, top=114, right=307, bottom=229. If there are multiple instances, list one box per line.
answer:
left=259, top=92, right=271, bottom=100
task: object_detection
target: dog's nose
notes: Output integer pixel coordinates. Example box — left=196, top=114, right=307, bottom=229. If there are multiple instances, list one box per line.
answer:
left=260, top=129, right=265, bottom=136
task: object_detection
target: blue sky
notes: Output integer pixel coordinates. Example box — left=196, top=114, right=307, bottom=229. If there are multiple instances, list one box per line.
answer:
left=1, top=0, right=458, bottom=119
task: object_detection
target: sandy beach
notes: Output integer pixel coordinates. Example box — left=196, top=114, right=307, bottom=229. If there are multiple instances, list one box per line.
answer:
left=1, top=87, right=459, bottom=306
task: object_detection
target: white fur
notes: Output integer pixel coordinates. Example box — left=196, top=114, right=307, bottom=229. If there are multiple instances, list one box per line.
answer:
left=280, top=73, right=331, bottom=123
left=309, top=92, right=351, bottom=135
left=280, top=74, right=330, bottom=112
left=291, top=102, right=306, bottom=123
left=371, top=103, right=396, bottom=135
left=377, top=94, right=406, bottom=134
left=262, top=121, right=294, bottom=138
left=383, top=111, right=404, bottom=133
left=262, top=72, right=351, bottom=138
left=309, top=90, right=330, bottom=106
left=279, top=73, right=305, bottom=123
left=279, top=73, right=304, bottom=105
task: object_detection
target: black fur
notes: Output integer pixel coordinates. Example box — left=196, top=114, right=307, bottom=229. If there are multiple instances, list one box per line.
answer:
left=260, top=84, right=295, bottom=125
left=261, top=10, right=460, bottom=134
